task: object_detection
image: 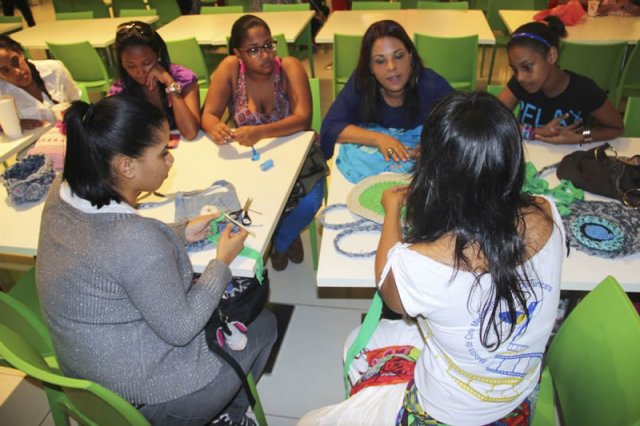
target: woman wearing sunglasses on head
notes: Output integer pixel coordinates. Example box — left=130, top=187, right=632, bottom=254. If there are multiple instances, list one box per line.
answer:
left=110, top=21, right=201, bottom=140
left=202, top=15, right=321, bottom=272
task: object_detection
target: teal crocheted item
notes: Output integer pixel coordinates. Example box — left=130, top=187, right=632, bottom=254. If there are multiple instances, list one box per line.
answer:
left=207, top=215, right=264, bottom=283
left=522, top=162, right=584, bottom=216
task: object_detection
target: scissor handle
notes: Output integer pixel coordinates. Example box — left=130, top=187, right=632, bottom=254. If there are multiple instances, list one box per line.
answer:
left=241, top=213, right=252, bottom=226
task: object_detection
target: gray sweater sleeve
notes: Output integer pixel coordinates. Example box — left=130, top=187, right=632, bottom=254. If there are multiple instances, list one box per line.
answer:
left=117, top=223, right=231, bottom=346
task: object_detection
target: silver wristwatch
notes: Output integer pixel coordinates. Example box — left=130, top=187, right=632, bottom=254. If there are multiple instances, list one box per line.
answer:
left=165, top=81, right=181, bottom=95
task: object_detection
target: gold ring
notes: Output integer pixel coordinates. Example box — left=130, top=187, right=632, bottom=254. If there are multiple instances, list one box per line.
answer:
left=387, top=148, right=395, bottom=156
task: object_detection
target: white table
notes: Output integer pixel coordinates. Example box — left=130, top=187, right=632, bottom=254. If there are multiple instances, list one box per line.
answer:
left=10, top=16, right=159, bottom=50
left=157, top=11, right=315, bottom=45
left=0, top=131, right=313, bottom=277
left=317, top=138, right=640, bottom=292
left=0, top=22, right=22, bottom=35
left=499, top=10, right=640, bottom=44
left=316, top=10, right=495, bottom=45
left=0, top=124, right=52, bottom=164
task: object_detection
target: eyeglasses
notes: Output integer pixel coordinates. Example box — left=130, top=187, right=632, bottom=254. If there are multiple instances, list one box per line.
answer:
left=116, top=22, right=154, bottom=39
left=236, top=41, right=277, bottom=58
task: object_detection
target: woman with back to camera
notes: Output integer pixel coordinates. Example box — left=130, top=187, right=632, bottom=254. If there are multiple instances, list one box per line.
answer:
left=110, top=21, right=201, bottom=140
left=300, top=92, right=564, bottom=425
left=498, top=16, right=623, bottom=145
left=202, top=14, right=322, bottom=272
left=319, top=20, right=452, bottom=162
left=0, top=35, right=80, bottom=129
left=36, top=95, right=276, bottom=426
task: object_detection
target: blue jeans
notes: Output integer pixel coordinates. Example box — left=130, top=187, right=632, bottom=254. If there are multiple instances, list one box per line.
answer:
left=139, top=310, right=277, bottom=425
left=273, top=178, right=325, bottom=253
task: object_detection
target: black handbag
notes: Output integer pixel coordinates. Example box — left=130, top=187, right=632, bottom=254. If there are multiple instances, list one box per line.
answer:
left=557, top=143, right=640, bottom=208
left=204, top=270, right=270, bottom=407
left=284, top=143, right=329, bottom=212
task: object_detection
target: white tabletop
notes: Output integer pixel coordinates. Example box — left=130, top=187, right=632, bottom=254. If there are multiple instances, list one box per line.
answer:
left=316, top=10, right=495, bottom=45
left=317, top=138, right=640, bottom=292
left=157, top=11, right=314, bottom=45
left=500, top=10, right=640, bottom=44
left=0, top=130, right=313, bottom=277
left=0, top=124, right=52, bottom=163
left=10, top=16, right=159, bottom=50
left=0, top=22, right=22, bottom=35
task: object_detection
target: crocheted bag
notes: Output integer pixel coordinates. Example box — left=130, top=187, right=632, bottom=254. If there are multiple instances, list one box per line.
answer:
left=1, top=154, right=55, bottom=206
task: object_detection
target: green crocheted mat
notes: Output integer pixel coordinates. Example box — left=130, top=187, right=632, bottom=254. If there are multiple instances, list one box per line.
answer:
left=347, top=173, right=411, bottom=224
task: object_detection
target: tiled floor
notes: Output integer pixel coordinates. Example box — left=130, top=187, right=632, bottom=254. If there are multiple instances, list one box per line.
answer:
left=2, top=2, right=514, bottom=425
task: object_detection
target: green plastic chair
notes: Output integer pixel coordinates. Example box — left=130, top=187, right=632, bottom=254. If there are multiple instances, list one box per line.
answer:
left=201, top=5, right=244, bottom=13
left=333, top=33, right=362, bottom=99
left=47, top=40, right=112, bottom=95
left=400, top=0, right=417, bottom=8
left=623, top=96, right=640, bottom=138
left=111, top=0, right=147, bottom=16
left=414, top=33, right=477, bottom=90
left=0, top=292, right=58, bottom=370
left=262, top=3, right=315, bottom=77
left=352, top=1, right=401, bottom=9
left=485, top=0, right=534, bottom=84
left=308, top=77, right=323, bottom=271
left=531, top=276, right=640, bottom=426
left=52, top=0, right=76, bottom=13
left=486, top=84, right=520, bottom=117
left=417, top=0, right=469, bottom=9
left=166, top=37, right=211, bottom=106
left=272, top=33, right=289, bottom=59
left=0, top=15, right=23, bottom=23
left=119, top=8, right=158, bottom=17
left=74, top=0, right=111, bottom=18
left=7, top=267, right=42, bottom=323
left=225, top=0, right=252, bottom=12
left=77, top=82, right=91, bottom=102
left=559, top=41, right=626, bottom=103
left=55, top=11, right=94, bottom=20
left=148, top=0, right=181, bottom=26
left=614, top=44, right=640, bottom=109
left=0, top=324, right=151, bottom=426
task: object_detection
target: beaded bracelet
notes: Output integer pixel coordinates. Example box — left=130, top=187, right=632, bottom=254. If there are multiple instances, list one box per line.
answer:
left=580, top=129, right=593, bottom=146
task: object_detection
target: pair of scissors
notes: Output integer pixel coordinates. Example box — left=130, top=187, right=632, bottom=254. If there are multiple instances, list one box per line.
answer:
left=231, top=198, right=253, bottom=226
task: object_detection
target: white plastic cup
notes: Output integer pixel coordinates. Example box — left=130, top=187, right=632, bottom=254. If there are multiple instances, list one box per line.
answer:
left=0, top=95, right=22, bottom=140
left=588, top=0, right=600, bottom=16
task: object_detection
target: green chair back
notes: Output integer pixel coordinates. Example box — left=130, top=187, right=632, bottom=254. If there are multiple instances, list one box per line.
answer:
left=486, top=0, right=533, bottom=33
left=55, top=11, right=94, bottom=20
left=0, top=15, right=23, bottom=23
left=7, top=267, right=42, bottom=323
left=309, top=77, right=321, bottom=133
left=119, top=8, right=158, bottom=17
left=623, top=96, right=640, bottom=137
left=614, top=44, right=640, bottom=109
left=52, top=0, right=76, bottom=13
left=201, top=5, right=244, bottom=13
left=165, top=37, right=210, bottom=88
left=0, top=324, right=150, bottom=426
left=111, top=0, right=147, bottom=16
left=532, top=276, right=640, bottom=425
left=148, top=0, right=181, bottom=25
left=47, top=40, right=112, bottom=94
left=225, top=0, right=252, bottom=12
left=559, top=41, right=626, bottom=102
left=77, top=82, right=91, bottom=102
left=333, top=33, right=362, bottom=98
left=272, top=33, right=289, bottom=59
left=261, top=3, right=315, bottom=77
left=417, top=0, right=469, bottom=9
left=415, top=33, right=477, bottom=90
left=400, top=0, right=417, bottom=8
left=74, top=0, right=111, bottom=18
left=0, top=292, right=57, bottom=369
left=352, top=1, right=401, bottom=9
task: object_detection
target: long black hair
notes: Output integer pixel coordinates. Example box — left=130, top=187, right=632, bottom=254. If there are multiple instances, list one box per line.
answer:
left=0, top=35, right=59, bottom=103
left=354, top=20, right=424, bottom=126
left=406, top=91, right=541, bottom=350
left=228, top=14, right=271, bottom=55
left=114, top=21, right=173, bottom=122
left=63, top=96, right=166, bottom=208
left=507, top=16, right=567, bottom=56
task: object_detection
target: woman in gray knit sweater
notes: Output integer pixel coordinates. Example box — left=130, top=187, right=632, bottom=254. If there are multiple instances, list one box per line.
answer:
left=36, top=95, right=277, bottom=426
